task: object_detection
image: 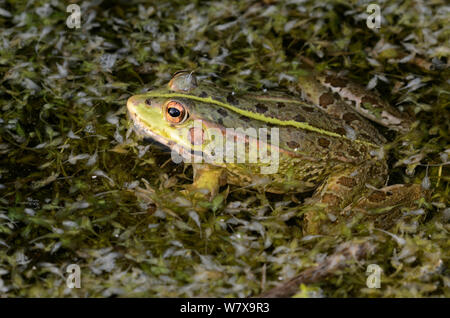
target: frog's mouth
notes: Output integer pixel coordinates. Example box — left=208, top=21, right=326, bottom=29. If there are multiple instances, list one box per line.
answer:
left=127, top=108, right=204, bottom=164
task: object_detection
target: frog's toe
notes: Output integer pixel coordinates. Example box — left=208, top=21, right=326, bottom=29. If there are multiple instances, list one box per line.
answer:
left=302, top=204, right=335, bottom=235
left=353, top=183, right=428, bottom=211
left=181, top=185, right=215, bottom=202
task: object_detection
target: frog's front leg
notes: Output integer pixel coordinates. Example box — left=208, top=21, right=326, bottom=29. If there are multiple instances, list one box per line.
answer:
left=183, top=163, right=226, bottom=200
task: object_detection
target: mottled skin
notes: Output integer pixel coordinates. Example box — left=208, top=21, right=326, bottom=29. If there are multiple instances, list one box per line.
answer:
left=127, top=71, right=425, bottom=233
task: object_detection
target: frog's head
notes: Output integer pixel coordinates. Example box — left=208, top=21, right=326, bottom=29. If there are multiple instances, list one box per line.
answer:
left=127, top=71, right=244, bottom=163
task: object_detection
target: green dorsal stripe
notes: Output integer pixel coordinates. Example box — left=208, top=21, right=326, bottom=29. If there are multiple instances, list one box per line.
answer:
left=145, top=92, right=376, bottom=147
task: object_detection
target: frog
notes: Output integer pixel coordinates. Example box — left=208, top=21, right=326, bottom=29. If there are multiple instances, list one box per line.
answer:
left=127, top=70, right=426, bottom=233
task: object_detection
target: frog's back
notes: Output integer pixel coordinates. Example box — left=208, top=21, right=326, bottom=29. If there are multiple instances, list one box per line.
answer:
left=185, top=84, right=384, bottom=164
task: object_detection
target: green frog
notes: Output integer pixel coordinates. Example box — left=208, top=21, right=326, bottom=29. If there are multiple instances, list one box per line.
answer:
left=127, top=70, right=425, bottom=233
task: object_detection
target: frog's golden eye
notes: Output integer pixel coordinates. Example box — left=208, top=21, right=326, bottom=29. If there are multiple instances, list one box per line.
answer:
left=165, top=101, right=188, bottom=124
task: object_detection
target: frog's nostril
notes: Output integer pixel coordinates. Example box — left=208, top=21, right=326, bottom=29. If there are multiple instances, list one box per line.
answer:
left=127, top=96, right=138, bottom=111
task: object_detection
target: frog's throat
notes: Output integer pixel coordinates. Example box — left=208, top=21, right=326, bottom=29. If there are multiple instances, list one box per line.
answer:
left=144, top=92, right=377, bottom=147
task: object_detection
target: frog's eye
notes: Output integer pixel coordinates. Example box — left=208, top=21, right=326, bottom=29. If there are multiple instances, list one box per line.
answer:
left=165, top=101, right=188, bottom=124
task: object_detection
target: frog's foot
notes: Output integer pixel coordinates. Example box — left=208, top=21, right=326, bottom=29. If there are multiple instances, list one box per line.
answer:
left=317, top=73, right=414, bottom=133
left=303, top=165, right=376, bottom=234
left=180, top=185, right=212, bottom=202
left=351, top=184, right=426, bottom=212
left=298, top=74, right=386, bottom=145
left=303, top=159, right=392, bottom=234
left=304, top=183, right=429, bottom=234
left=181, top=163, right=225, bottom=202
left=298, top=72, right=413, bottom=133
left=347, top=184, right=429, bottom=227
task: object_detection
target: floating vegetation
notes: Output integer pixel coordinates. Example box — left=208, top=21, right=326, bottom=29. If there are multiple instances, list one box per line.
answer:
left=0, top=0, right=448, bottom=297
